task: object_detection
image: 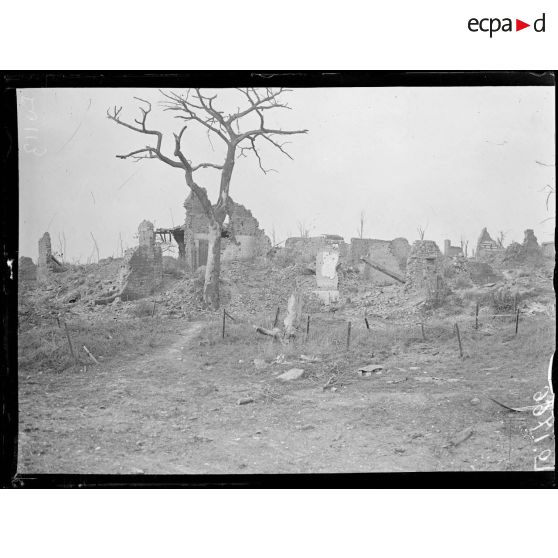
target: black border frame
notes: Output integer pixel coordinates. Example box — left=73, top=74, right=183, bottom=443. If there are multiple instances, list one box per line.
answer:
left=1, top=71, right=556, bottom=489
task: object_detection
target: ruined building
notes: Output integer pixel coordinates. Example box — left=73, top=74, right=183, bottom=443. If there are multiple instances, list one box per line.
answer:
left=183, top=193, right=271, bottom=271
left=504, top=229, right=544, bottom=265
left=350, top=237, right=410, bottom=285
left=155, top=226, right=186, bottom=261
left=118, top=220, right=163, bottom=300
left=405, top=240, right=446, bottom=297
left=443, top=239, right=463, bottom=258
left=476, top=227, right=504, bottom=260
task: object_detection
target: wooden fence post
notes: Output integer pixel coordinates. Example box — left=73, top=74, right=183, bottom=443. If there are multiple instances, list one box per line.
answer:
left=346, top=321, right=352, bottom=350
left=222, top=308, right=226, bottom=339
left=63, top=320, right=78, bottom=364
left=364, top=316, right=370, bottom=330
left=454, top=322, right=463, bottom=358
left=306, top=314, right=311, bottom=339
left=475, top=303, right=479, bottom=330
left=515, top=308, right=520, bottom=335
left=273, top=306, right=280, bottom=328
left=421, top=322, right=426, bottom=341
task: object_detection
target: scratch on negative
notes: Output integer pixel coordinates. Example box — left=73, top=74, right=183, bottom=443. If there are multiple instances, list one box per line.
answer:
left=117, top=169, right=141, bottom=190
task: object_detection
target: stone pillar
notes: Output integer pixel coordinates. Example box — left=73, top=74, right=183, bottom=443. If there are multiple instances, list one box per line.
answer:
left=118, top=220, right=163, bottom=300
left=37, top=232, right=53, bottom=282
left=405, top=240, right=446, bottom=300
left=313, top=246, right=340, bottom=305
left=138, top=220, right=155, bottom=249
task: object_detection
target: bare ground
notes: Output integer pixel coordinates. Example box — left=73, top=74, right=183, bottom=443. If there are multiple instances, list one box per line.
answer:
left=18, top=313, right=554, bottom=474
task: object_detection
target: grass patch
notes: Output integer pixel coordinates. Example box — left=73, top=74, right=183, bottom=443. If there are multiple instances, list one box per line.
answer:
left=18, top=316, right=178, bottom=374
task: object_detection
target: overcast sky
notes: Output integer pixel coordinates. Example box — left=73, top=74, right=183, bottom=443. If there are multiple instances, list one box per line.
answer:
left=18, top=86, right=555, bottom=262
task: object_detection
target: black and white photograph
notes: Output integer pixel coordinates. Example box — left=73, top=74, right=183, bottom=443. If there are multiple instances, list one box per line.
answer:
left=10, top=76, right=556, bottom=478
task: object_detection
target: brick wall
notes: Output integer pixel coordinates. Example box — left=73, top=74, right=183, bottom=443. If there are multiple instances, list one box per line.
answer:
left=350, top=237, right=410, bottom=284
left=405, top=240, right=445, bottom=296
left=119, top=220, right=163, bottom=300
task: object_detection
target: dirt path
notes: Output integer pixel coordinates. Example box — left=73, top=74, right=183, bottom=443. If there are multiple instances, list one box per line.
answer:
left=18, top=319, right=550, bottom=474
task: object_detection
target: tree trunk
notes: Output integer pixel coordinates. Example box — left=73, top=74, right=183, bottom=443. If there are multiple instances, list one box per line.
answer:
left=203, top=222, right=222, bottom=309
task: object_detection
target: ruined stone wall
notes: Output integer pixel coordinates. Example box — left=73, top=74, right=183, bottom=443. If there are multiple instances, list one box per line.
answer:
left=405, top=240, right=446, bottom=297
left=183, top=193, right=271, bottom=270
left=350, top=237, right=410, bottom=285
left=541, top=241, right=555, bottom=259
left=285, top=236, right=349, bottom=262
left=184, top=193, right=207, bottom=270
left=119, top=220, right=163, bottom=300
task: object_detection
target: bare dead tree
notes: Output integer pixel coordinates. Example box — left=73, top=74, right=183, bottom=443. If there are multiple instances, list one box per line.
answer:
left=57, top=232, right=65, bottom=263
left=357, top=210, right=366, bottom=239
left=108, top=89, right=307, bottom=309
left=271, top=224, right=277, bottom=246
left=417, top=225, right=427, bottom=241
left=297, top=220, right=310, bottom=238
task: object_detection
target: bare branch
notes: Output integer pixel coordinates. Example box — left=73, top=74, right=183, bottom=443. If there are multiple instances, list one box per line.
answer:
left=227, top=88, right=291, bottom=125
left=159, top=89, right=231, bottom=144
left=192, top=162, right=224, bottom=172
left=236, top=127, right=308, bottom=145
left=107, top=100, right=163, bottom=152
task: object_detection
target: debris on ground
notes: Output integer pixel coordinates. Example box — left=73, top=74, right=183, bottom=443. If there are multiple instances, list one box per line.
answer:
left=358, top=364, right=384, bottom=376
left=277, top=368, right=305, bottom=381
left=444, top=426, right=474, bottom=448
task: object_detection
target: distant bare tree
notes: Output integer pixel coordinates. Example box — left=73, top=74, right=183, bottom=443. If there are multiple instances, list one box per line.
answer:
left=297, top=220, right=310, bottom=238
left=271, top=224, right=277, bottom=246
left=417, top=225, right=427, bottom=241
left=108, top=88, right=307, bottom=309
left=357, top=210, right=366, bottom=239
left=56, top=232, right=66, bottom=263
